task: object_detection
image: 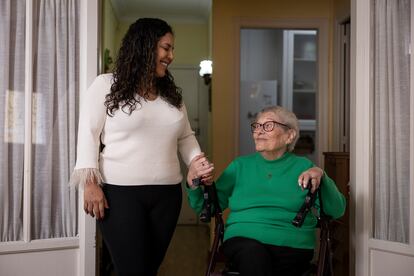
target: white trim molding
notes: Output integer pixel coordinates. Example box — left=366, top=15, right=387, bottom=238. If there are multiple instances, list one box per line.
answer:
left=351, top=0, right=414, bottom=275
left=351, top=0, right=371, bottom=275
left=79, top=0, right=99, bottom=275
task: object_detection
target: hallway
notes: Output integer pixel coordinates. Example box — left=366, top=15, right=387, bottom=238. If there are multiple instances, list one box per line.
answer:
left=159, top=225, right=210, bottom=276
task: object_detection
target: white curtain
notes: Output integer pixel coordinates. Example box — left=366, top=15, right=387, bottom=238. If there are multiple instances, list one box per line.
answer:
left=0, top=0, right=26, bottom=242
left=373, top=0, right=410, bottom=243
left=0, top=0, right=79, bottom=242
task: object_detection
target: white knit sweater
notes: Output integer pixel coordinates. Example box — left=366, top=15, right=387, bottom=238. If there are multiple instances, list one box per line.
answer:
left=71, top=73, right=201, bottom=187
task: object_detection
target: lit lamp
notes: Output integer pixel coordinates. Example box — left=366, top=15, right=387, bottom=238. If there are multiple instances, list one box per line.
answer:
left=199, top=59, right=212, bottom=111
left=199, top=60, right=212, bottom=85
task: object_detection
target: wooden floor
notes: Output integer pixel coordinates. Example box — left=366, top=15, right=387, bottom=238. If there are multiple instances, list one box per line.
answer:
left=99, top=224, right=210, bottom=276
left=158, top=224, right=210, bottom=276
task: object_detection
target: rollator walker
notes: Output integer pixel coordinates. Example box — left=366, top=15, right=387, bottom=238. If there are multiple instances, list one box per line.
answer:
left=193, top=179, right=335, bottom=276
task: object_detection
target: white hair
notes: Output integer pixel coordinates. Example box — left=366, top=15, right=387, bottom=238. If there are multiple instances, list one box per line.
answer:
left=256, top=105, right=299, bottom=152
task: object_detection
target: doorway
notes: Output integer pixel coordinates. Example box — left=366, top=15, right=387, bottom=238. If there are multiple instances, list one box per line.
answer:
left=169, top=66, right=210, bottom=225
left=239, top=28, right=319, bottom=163
left=334, top=19, right=351, bottom=152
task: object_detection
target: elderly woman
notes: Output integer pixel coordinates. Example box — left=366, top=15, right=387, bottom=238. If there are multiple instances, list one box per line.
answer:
left=187, top=106, right=346, bottom=276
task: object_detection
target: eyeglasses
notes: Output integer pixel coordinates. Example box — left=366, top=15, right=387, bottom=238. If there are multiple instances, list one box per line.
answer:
left=250, top=120, right=290, bottom=133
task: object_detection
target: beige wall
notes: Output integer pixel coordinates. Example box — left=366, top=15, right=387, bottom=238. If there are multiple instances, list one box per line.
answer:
left=333, top=0, right=351, bottom=21
left=115, top=20, right=209, bottom=66
left=114, top=22, right=128, bottom=57
left=102, top=0, right=119, bottom=72
left=171, top=23, right=209, bottom=65
left=211, top=0, right=350, bottom=174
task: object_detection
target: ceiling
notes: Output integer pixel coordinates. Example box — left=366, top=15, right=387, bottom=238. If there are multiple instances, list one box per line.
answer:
left=110, top=0, right=212, bottom=22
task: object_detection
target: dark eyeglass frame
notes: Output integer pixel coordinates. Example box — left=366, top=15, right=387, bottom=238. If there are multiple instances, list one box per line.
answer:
left=250, top=120, right=291, bottom=133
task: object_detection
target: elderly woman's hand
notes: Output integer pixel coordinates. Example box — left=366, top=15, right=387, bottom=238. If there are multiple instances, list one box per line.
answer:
left=298, top=167, right=324, bottom=193
left=187, top=153, right=214, bottom=188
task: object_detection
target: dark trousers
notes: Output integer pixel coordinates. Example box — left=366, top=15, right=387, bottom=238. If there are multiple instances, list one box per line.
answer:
left=98, top=183, right=182, bottom=276
left=223, top=237, right=314, bottom=276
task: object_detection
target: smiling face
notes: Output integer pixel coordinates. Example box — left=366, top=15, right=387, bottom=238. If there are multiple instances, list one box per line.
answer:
left=253, top=111, right=296, bottom=160
left=155, top=32, right=174, bottom=78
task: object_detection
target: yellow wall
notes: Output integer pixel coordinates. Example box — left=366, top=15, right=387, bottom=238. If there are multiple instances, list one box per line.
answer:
left=102, top=0, right=119, bottom=72
left=172, top=23, right=209, bottom=65
left=211, top=0, right=350, bottom=174
left=114, top=22, right=129, bottom=57
left=115, top=20, right=209, bottom=66
left=334, top=0, right=351, bottom=21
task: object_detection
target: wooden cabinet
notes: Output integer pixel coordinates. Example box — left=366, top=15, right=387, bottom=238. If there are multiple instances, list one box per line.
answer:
left=323, top=152, right=349, bottom=276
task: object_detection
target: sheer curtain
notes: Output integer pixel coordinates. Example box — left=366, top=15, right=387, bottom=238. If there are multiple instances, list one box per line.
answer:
left=0, top=0, right=26, bottom=242
left=373, top=0, right=410, bottom=243
left=30, top=0, right=79, bottom=239
left=0, top=0, right=79, bottom=242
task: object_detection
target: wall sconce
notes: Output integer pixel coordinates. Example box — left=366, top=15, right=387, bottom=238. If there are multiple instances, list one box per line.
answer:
left=199, top=59, right=212, bottom=111
left=199, top=60, right=212, bottom=85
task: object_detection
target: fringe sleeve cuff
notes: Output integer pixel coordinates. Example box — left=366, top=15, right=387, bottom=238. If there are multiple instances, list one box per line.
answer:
left=69, top=168, right=103, bottom=189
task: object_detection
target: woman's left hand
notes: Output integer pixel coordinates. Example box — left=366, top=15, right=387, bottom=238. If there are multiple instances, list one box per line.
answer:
left=298, top=167, right=324, bottom=193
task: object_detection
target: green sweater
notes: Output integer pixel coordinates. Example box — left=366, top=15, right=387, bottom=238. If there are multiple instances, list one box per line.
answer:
left=186, top=152, right=346, bottom=249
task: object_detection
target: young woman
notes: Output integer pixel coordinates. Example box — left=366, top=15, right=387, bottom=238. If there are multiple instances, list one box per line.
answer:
left=71, top=18, right=213, bottom=276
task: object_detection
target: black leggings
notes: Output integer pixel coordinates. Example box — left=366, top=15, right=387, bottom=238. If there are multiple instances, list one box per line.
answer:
left=98, top=183, right=182, bottom=276
left=223, top=237, right=314, bottom=276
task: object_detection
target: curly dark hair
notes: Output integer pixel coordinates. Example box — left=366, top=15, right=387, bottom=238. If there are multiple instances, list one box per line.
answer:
left=105, top=18, right=182, bottom=116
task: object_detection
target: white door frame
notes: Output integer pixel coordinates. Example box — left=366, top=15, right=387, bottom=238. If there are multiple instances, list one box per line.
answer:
left=333, top=17, right=350, bottom=152
left=0, top=1, right=98, bottom=275
left=350, top=0, right=371, bottom=274
left=169, top=65, right=207, bottom=225
left=79, top=0, right=99, bottom=275
left=351, top=0, right=414, bottom=275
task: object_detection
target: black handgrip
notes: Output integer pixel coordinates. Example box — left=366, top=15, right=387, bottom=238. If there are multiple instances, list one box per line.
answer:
left=192, top=177, right=213, bottom=222
left=192, top=177, right=222, bottom=223
left=199, top=185, right=212, bottom=222
left=292, top=185, right=318, bottom=228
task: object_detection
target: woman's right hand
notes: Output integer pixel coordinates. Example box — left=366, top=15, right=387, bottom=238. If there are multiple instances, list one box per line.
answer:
left=187, top=153, right=214, bottom=187
left=84, top=177, right=109, bottom=220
